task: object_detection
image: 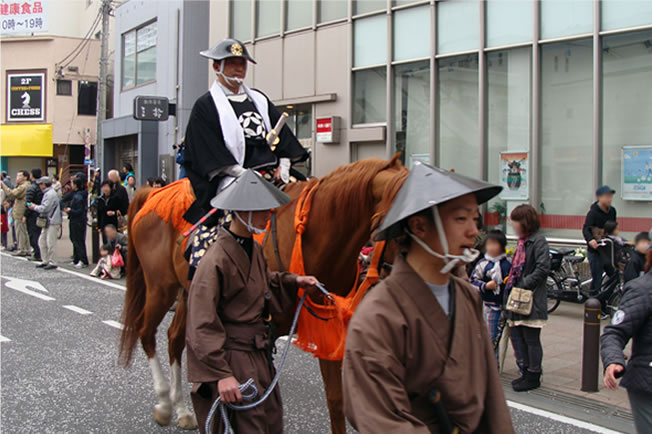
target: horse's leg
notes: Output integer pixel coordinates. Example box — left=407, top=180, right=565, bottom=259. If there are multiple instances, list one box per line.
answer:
left=141, top=287, right=177, bottom=426
left=319, top=358, right=346, bottom=434
left=167, top=289, right=197, bottom=430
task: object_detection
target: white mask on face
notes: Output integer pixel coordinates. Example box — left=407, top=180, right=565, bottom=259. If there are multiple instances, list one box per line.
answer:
left=406, top=205, right=479, bottom=274
left=216, top=60, right=244, bottom=88
left=234, top=211, right=266, bottom=235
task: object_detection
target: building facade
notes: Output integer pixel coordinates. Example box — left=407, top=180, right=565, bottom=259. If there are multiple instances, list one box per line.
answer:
left=0, top=0, right=112, bottom=186
left=102, top=0, right=209, bottom=184
left=211, top=0, right=652, bottom=239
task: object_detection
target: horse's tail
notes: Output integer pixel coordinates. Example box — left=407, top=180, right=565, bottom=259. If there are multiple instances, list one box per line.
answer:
left=119, top=187, right=152, bottom=367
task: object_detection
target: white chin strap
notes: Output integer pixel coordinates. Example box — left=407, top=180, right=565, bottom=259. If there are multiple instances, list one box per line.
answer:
left=217, top=60, right=244, bottom=87
left=234, top=211, right=265, bottom=235
left=406, top=205, right=479, bottom=274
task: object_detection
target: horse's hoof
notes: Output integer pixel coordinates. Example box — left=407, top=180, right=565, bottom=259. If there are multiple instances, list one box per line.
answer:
left=153, top=405, right=173, bottom=426
left=178, top=413, right=198, bottom=430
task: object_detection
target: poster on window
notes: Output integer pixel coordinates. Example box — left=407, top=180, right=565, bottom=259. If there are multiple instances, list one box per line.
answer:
left=499, top=151, right=529, bottom=200
left=622, top=146, right=652, bottom=201
left=0, top=1, right=48, bottom=35
left=6, top=72, right=45, bottom=122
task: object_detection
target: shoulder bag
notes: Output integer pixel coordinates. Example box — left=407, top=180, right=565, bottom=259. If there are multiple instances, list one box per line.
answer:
left=505, top=287, right=533, bottom=316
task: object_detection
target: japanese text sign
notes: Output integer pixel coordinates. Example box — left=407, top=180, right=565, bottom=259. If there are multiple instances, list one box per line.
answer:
left=0, top=1, right=48, bottom=35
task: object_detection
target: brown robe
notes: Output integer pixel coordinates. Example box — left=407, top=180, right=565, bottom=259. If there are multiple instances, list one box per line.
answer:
left=342, top=256, right=514, bottom=434
left=186, top=228, right=298, bottom=434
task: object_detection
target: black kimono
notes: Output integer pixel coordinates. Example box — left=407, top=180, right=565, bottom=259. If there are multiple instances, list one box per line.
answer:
left=183, top=88, right=308, bottom=222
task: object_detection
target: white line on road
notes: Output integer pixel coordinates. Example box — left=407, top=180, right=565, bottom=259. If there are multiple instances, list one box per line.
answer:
left=62, top=305, right=93, bottom=315
left=0, top=335, right=11, bottom=343
left=102, top=320, right=124, bottom=330
left=2, top=277, right=56, bottom=301
left=57, top=267, right=126, bottom=291
left=507, top=400, right=621, bottom=434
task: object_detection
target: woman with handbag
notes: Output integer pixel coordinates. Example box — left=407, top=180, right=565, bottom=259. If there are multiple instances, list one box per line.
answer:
left=504, top=204, right=551, bottom=392
left=96, top=181, right=120, bottom=243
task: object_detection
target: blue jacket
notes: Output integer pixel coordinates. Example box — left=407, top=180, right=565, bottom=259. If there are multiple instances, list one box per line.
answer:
left=64, top=190, right=88, bottom=222
left=470, top=256, right=512, bottom=306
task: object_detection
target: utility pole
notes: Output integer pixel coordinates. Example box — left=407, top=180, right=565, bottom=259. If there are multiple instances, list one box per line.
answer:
left=95, top=0, right=110, bottom=177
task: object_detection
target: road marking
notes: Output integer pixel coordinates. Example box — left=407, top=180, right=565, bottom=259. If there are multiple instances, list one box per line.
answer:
left=63, top=305, right=93, bottom=315
left=2, top=276, right=55, bottom=301
left=0, top=335, right=11, bottom=343
left=57, top=267, right=126, bottom=291
left=103, top=320, right=124, bottom=330
left=507, top=400, right=621, bottom=434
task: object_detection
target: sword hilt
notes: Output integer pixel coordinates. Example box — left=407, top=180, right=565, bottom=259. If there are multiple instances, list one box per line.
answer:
left=266, top=112, right=289, bottom=149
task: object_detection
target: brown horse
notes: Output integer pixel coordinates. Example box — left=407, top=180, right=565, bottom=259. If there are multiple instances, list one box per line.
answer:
left=118, top=156, right=408, bottom=432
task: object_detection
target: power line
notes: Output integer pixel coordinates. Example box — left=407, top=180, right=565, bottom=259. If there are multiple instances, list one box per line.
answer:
left=55, top=8, right=102, bottom=71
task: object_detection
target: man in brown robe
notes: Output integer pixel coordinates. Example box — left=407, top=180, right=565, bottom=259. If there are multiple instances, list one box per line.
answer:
left=343, top=163, right=514, bottom=433
left=186, top=170, right=319, bottom=434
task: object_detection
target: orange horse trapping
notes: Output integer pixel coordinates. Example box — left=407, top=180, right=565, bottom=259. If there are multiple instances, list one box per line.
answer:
left=119, top=156, right=408, bottom=433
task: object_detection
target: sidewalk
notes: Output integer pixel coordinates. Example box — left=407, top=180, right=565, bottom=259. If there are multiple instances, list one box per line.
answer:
left=500, top=301, right=631, bottom=411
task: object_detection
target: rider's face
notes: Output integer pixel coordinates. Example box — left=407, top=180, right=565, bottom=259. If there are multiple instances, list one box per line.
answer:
left=215, top=57, right=247, bottom=80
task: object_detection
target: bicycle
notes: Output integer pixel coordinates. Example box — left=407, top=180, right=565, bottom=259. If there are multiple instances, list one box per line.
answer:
left=546, top=238, right=623, bottom=317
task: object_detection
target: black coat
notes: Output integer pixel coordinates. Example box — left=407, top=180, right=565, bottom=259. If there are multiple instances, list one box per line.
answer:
left=24, top=181, right=43, bottom=218
left=582, top=202, right=617, bottom=253
left=62, top=190, right=88, bottom=223
left=112, top=183, right=130, bottom=215
left=600, top=271, right=652, bottom=394
left=624, top=251, right=646, bottom=284
left=505, top=231, right=551, bottom=322
left=96, top=194, right=120, bottom=230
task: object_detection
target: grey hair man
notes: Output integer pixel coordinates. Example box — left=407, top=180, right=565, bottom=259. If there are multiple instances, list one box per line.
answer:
left=27, top=176, right=62, bottom=269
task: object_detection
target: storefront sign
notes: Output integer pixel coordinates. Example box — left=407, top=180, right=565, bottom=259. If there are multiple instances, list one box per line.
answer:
left=499, top=151, right=529, bottom=200
left=6, top=71, right=45, bottom=122
left=622, top=146, right=652, bottom=201
left=133, top=96, right=170, bottom=121
left=316, top=116, right=340, bottom=144
left=0, top=123, right=52, bottom=156
left=0, top=1, right=48, bottom=35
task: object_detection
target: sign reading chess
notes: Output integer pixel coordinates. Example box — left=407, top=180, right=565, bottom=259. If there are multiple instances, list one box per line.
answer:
left=6, top=72, right=45, bottom=122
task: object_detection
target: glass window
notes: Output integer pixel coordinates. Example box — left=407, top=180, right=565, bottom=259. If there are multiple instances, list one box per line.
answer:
left=122, top=21, right=157, bottom=89
left=487, top=47, right=531, bottom=202
left=437, top=0, right=479, bottom=54
left=540, top=0, right=592, bottom=40
left=256, top=0, right=280, bottom=37
left=353, top=15, right=387, bottom=67
left=437, top=54, right=479, bottom=177
left=393, top=6, right=430, bottom=62
left=353, top=67, right=387, bottom=124
left=486, top=0, right=532, bottom=48
left=231, top=0, right=252, bottom=41
left=56, top=79, right=72, bottom=96
left=601, top=0, right=652, bottom=31
left=393, top=0, right=418, bottom=6
left=602, top=30, right=652, bottom=228
left=319, top=0, right=347, bottom=23
left=393, top=61, right=430, bottom=168
left=78, top=81, right=97, bottom=115
left=287, top=0, right=313, bottom=30
left=540, top=39, right=593, bottom=228
left=354, top=0, right=385, bottom=15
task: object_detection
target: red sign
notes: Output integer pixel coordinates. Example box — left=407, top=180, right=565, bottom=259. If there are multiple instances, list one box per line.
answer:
left=316, top=116, right=339, bottom=143
left=316, top=117, right=332, bottom=134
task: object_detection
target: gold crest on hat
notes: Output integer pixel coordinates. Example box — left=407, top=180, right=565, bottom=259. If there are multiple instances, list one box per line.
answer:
left=230, top=43, right=243, bottom=56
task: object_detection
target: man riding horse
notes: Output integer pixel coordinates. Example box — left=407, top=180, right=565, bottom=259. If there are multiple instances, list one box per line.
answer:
left=182, top=38, right=308, bottom=277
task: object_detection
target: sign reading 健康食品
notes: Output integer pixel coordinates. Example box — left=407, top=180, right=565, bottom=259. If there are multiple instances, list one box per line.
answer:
left=622, top=146, right=652, bottom=201
left=6, top=72, right=45, bottom=122
left=0, top=1, right=48, bottom=35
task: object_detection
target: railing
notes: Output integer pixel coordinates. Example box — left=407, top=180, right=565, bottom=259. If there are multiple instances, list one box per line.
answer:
left=507, top=235, right=587, bottom=248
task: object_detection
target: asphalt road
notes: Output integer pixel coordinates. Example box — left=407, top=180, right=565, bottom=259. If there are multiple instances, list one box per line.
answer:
left=1, top=254, right=621, bottom=434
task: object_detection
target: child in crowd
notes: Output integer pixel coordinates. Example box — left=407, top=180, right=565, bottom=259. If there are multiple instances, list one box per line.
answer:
left=624, top=232, right=651, bottom=283
left=604, top=220, right=628, bottom=246
left=90, top=244, right=121, bottom=280
left=470, top=229, right=512, bottom=365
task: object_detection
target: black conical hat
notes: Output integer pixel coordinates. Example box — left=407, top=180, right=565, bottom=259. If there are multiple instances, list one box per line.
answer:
left=375, top=162, right=502, bottom=240
left=210, top=170, right=290, bottom=211
left=200, top=38, right=257, bottom=64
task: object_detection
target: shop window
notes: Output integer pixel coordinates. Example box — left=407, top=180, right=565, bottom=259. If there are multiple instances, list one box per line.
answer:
left=78, top=81, right=97, bottom=116
left=540, top=39, right=593, bottom=224
left=354, top=0, right=385, bottom=16
left=256, top=0, right=280, bottom=37
left=122, top=21, right=157, bottom=90
left=286, top=0, right=312, bottom=30
left=602, top=30, right=652, bottom=227
left=393, top=61, right=430, bottom=168
left=393, top=6, right=430, bottom=62
left=56, top=79, right=72, bottom=96
left=437, top=54, right=479, bottom=177
left=437, top=0, right=479, bottom=54
left=486, top=0, right=532, bottom=48
left=353, top=14, right=387, bottom=67
left=601, top=0, right=652, bottom=31
left=540, top=0, right=592, bottom=40
left=319, top=0, right=347, bottom=23
left=353, top=67, right=386, bottom=124
left=231, top=0, right=252, bottom=41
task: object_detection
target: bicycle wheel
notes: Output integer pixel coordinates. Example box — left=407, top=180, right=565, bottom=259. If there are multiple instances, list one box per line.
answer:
left=606, top=287, right=623, bottom=318
left=546, top=275, right=562, bottom=314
